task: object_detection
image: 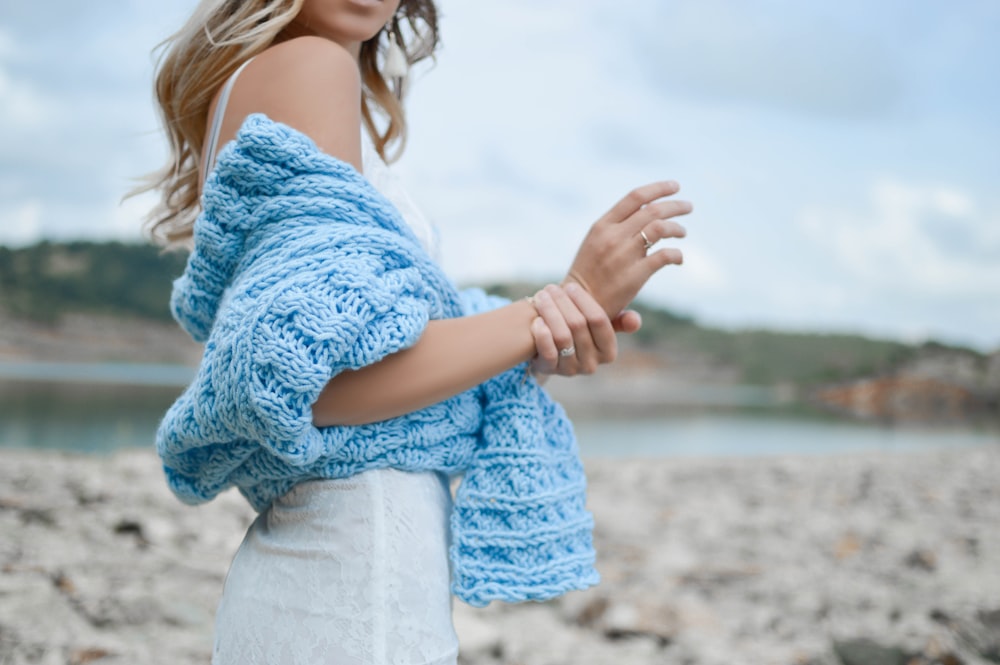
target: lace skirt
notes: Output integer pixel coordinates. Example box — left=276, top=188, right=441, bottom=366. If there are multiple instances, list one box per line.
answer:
left=212, top=469, right=459, bottom=665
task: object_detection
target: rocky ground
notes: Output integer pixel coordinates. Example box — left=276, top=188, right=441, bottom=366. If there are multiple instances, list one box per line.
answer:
left=1, top=447, right=998, bottom=665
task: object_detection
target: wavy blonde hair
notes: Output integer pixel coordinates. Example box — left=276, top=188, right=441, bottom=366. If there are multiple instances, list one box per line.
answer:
left=134, top=0, right=439, bottom=245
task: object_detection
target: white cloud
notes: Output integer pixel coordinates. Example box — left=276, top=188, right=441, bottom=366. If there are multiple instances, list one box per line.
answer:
left=108, top=190, right=156, bottom=241
left=675, top=245, right=729, bottom=291
left=618, top=0, right=904, bottom=118
left=931, top=187, right=975, bottom=218
left=0, top=27, right=14, bottom=59
left=0, top=1, right=174, bottom=247
left=798, top=179, right=1000, bottom=297
left=0, top=200, right=43, bottom=246
left=0, top=64, right=59, bottom=129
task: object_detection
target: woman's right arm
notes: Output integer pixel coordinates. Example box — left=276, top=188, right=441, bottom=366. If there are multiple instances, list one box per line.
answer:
left=314, top=297, right=538, bottom=425
left=311, top=178, right=688, bottom=425
left=314, top=281, right=642, bottom=426
left=218, top=38, right=689, bottom=426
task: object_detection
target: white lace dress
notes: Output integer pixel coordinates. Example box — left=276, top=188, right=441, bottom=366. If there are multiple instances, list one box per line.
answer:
left=211, top=132, right=458, bottom=665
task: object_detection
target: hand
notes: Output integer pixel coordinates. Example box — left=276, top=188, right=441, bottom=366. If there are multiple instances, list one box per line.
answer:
left=527, top=283, right=641, bottom=377
left=565, top=181, right=691, bottom=317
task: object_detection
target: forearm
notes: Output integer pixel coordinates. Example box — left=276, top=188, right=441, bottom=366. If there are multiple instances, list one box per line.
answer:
left=312, top=299, right=537, bottom=426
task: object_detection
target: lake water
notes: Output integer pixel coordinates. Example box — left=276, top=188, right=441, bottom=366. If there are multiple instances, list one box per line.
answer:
left=1, top=363, right=997, bottom=457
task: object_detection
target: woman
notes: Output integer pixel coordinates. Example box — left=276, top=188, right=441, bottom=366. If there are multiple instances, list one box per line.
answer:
left=141, top=0, right=691, bottom=663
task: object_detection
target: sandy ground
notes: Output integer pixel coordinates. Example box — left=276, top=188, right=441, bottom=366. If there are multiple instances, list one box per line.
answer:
left=1, top=447, right=998, bottom=665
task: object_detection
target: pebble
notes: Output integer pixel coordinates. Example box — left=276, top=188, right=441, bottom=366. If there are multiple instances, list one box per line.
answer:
left=2, top=447, right=999, bottom=665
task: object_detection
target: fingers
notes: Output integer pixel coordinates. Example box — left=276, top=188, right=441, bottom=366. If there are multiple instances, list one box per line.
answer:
left=533, top=284, right=618, bottom=376
left=544, top=284, right=595, bottom=374
left=564, top=283, right=618, bottom=365
left=611, top=309, right=642, bottom=334
left=531, top=288, right=576, bottom=372
left=639, top=247, right=684, bottom=283
left=532, top=301, right=641, bottom=377
left=622, top=199, right=693, bottom=238
left=639, top=219, right=687, bottom=245
left=601, top=181, right=680, bottom=226
left=529, top=317, right=559, bottom=375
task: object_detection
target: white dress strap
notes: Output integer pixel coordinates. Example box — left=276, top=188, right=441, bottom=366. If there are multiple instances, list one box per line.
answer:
left=202, top=58, right=255, bottom=186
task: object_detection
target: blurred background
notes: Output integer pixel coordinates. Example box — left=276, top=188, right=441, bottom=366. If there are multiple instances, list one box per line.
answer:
left=0, top=0, right=997, bottom=452
left=1, top=1, right=999, bottom=664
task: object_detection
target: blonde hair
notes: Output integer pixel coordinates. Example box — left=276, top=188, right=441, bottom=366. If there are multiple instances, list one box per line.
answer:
left=134, top=0, right=439, bottom=245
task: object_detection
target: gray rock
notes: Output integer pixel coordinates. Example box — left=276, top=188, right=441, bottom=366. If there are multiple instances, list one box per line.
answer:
left=958, top=608, right=1000, bottom=663
left=904, top=548, right=938, bottom=572
left=833, top=638, right=909, bottom=665
left=453, top=610, right=502, bottom=658
left=599, top=599, right=676, bottom=647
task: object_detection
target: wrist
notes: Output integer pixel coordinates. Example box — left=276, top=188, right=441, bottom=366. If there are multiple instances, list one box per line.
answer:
left=562, top=271, right=594, bottom=292
left=515, top=296, right=541, bottom=358
left=561, top=273, right=614, bottom=317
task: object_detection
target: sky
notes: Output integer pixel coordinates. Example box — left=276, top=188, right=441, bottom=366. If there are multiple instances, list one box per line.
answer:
left=1, top=0, right=998, bottom=351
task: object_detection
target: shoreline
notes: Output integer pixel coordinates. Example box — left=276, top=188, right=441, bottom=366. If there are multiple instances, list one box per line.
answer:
left=2, top=447, right=998, bottom=664
left=2, top=359, right=997, bottom=428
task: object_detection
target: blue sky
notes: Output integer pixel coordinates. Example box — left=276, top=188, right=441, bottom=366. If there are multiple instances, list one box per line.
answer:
left=1, top=0, right=997, bottom=350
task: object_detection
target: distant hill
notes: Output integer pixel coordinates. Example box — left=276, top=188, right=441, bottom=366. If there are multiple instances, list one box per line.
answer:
left=480, top=281, right=988, bottom=388
left=0, top=241, right=186, bottom=323
left=1, top=242, right=994, bottom=394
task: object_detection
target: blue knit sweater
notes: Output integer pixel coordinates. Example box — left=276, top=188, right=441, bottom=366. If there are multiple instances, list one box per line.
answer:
left=157, top=114, right=598, bottom=607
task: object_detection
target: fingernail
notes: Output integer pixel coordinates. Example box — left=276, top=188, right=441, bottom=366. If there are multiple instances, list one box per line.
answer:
left=565, top=282, right=579, bottom=294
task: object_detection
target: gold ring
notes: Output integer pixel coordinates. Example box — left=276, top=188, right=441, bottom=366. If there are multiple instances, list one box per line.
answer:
left=640, top=230, right=654, bottom=251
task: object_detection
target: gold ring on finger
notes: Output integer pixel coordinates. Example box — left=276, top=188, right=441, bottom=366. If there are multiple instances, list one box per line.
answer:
left=640, top=230, right=655, bottom=251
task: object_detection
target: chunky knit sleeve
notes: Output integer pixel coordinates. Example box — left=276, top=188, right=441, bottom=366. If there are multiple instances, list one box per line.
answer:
left=203, top=246, right=434, bottom=467
left=159, top=115, right=458, bottom=498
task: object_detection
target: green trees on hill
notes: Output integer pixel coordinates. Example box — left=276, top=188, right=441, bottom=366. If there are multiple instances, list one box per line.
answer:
left=478, top=280, right=970, bottom=386
left=651, top=325, right=919, bottom=385
left=0, top=241, right=986, bottom=386
left=0, top=241, right=186, bottom=322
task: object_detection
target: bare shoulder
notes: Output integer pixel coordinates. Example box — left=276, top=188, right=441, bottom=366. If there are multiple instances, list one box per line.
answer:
left=250, top=36, right=360, bottom=91
left=213, top=36, right=363, bottom=170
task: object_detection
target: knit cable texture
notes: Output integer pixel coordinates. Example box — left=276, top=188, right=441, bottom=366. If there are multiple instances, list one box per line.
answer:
left=158, top=114, right=598, bottom=607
